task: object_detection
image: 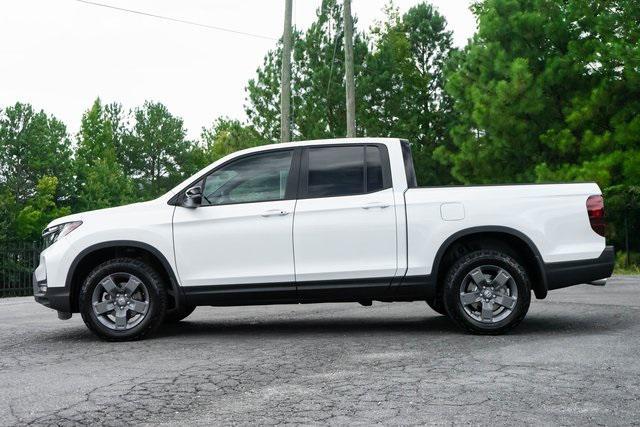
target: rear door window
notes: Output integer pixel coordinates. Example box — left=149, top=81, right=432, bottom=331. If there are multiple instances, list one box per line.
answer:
left=306, top=146, right=364, bottom=198
left=303, top=145, right=390, bottom=198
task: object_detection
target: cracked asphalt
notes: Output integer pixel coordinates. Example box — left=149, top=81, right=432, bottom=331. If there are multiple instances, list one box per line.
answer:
left=1, top=276, right=639, bottom=426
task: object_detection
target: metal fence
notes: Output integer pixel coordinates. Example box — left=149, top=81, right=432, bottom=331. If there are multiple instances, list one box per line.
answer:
left=1, top=241, right=41, bottom=297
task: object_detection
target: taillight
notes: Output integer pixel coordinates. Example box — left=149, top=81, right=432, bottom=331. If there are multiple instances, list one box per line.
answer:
left=586, top=195, right=606, bottom=237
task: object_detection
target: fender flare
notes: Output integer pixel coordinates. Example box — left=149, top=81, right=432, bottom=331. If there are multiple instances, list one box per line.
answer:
left=65, top=240, right=183, bottom=308
left=429, top=226, right=548, bottom=299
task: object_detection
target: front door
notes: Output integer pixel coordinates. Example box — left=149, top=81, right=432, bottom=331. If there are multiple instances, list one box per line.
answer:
left=293, top=144, right=398, bottom=299
left=173, top=149, right=298, bottom=301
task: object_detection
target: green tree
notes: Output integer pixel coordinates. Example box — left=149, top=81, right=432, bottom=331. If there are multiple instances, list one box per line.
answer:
left=0, top=103, right=73, bottom=240
left=0, top=102, right=73, bottom=205
left=15, top=176, right=71, bottom=241
left=444, top=0, right=639, bottom=186
left=0, top=189, right=16, bottom=243
left=75, top=99, right=124, bottom=180
left=75, top=98, right=134, bottom=210
left=443, top=0, right=580, bottom=183
left=78, top=150, right=135, bottom=211
left=246, top=1, right=456, bottom=185
left=245, top=0, right=369, bottom=141
left=605, top=185, right=640, bottom=266
left=125, top=101, right=191, bottom=198
left=361, top=2, right=457, bottom=184
left=533, top=0, right=640, bottom=188
left=444, top=0, right=640, bottom=254
left=200, top=118, right=269, bottom=163
left=245, top=45, right=286, bottom=142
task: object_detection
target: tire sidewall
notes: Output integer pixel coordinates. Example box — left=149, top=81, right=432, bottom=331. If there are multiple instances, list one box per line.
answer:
left=80, top=259, right=166, bottom=340
left=443, top=251, right=531, bottom=333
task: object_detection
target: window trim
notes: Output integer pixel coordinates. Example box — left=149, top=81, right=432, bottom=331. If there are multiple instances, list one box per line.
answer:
left=298, top=143, right=392, bottom=200
left=169, top=147, right=302, bottom=207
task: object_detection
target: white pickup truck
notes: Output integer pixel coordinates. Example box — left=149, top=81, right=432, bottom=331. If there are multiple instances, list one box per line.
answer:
left=34, top=138, right=614, bottom=340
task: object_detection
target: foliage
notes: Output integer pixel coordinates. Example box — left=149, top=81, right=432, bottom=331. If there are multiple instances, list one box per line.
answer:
left=444, top=0, right=639, bottom=187
left=200, top=118, right=269, bottom=164
left=444, top=0, right=575, bottom=183
left=15, top=176, right=70, bottom=240
left=245, top=0, right=369, bottom=141
left=360, top=2, right=457, bottom=184
left=0, top=102, right=73, bottom=204
left=532, top=0, right=640, bottom=188
left=75, top=99, right=135, bottom=211
left=615, top=251, right=640, bottom=275
left=443, top=0, right=640, bottom=257
left=0, top=103, right=74, bottom=241
left=605, top=185, right=640, bottom=264
left=78, top=150, right=135, bottom=211
left=246, top=1, right=457, bottom=185
left=125, top=101, right=193, bottom=198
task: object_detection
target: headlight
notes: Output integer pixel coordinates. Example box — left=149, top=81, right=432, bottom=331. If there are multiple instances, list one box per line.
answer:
left=42, top=221, right=83, bottom=247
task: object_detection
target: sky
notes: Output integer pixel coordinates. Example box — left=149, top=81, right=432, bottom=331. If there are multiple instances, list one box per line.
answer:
left=0, top=0, right=476, bottom=139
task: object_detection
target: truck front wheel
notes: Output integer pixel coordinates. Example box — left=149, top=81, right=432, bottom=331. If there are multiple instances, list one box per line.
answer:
left=442, top=249, right=531, bottom=334
left=79, top=258, right=167, bottom=341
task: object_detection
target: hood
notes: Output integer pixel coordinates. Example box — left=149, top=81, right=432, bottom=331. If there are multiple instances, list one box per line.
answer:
left=46, top=199, right=162, bottom=229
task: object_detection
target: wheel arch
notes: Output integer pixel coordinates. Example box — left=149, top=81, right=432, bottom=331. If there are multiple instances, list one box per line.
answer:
left=431, top=226, right=548, bottom=300
left=66, top=240, right=182, bottom=312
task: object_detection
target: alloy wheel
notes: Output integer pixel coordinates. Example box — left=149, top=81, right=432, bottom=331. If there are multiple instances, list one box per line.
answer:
left=91, top=273, right=150, bottom=331
left=459, top=265, right=518, bottom=323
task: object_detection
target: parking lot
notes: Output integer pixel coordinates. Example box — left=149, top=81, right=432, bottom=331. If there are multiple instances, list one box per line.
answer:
left=1, top=276, right=639, bottom=426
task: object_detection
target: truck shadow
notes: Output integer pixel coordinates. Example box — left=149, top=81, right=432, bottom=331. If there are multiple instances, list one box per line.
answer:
left=156, top=315, right=458, bottom=338
left=152, top=311, right=627, bottom=339
left=27, top=309, right=629, bottom=344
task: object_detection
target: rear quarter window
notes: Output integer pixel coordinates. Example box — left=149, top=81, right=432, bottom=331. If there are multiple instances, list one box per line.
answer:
left=401, top=140, right=418, bottom=188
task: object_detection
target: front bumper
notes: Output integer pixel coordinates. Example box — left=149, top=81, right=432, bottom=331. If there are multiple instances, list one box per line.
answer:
left=545, top=246, right=615, bottom=291
left=33, top=273, right=72, bottom=312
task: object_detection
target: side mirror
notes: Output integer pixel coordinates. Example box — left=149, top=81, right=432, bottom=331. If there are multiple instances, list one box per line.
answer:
left=182, top=185, right=203, bottom=208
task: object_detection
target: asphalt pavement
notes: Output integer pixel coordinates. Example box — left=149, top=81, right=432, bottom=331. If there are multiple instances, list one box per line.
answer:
left=1, top=276, right=639, bottom=426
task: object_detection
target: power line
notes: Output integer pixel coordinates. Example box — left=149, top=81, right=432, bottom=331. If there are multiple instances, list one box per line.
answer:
left=74, top=0, right=278, bottom=41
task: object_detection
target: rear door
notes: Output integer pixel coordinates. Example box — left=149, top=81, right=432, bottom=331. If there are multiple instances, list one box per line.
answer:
left=293, top=144, right=398, bottom=299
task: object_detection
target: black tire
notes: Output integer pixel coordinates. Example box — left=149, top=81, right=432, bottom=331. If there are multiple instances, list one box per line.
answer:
left=426, top=297, right=446, bottom=316
left=442, top=249, right=531, bottom=335
left=79, top=258, right=167, bottom=341
left=164, top=304, right=196, bottom=323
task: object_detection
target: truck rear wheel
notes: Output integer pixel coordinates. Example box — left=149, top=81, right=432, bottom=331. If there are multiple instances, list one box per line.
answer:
left=79, top=258, right=167, bottom=341
left=442, top=249, right=531, bottom=334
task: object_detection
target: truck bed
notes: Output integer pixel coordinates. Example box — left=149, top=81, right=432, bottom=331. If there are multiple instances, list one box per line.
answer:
left=402, top=182, right=605, bottom=278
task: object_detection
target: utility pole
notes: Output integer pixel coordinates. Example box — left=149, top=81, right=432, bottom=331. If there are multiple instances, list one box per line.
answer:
left=280, top=0, right=293, bottom=143
left=343, top=0, right=356, bottom=137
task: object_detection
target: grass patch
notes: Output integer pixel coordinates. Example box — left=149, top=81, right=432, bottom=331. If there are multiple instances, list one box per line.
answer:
left=614, top=251, right=640, bottom=275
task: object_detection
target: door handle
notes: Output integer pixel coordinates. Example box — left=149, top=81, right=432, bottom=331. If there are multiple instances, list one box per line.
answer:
left=261, top=209, right=290, bottom=217
left=361, top=202, right=390, bottom=210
